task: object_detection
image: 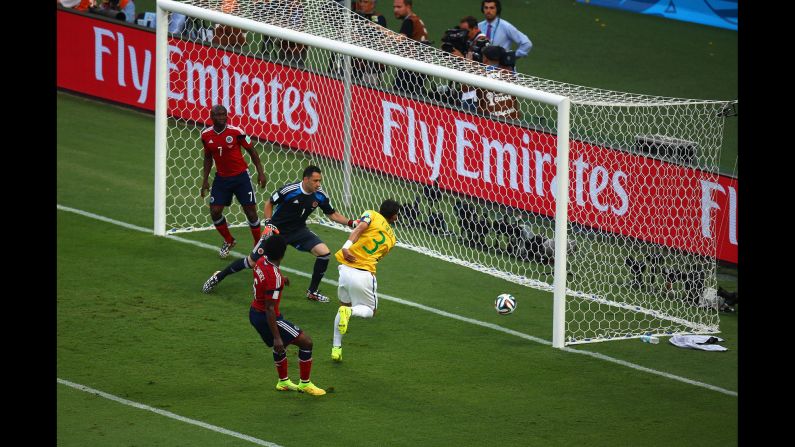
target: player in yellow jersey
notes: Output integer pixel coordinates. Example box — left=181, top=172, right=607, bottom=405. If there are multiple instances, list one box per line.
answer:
left=331, top=199, right=401, bottom=362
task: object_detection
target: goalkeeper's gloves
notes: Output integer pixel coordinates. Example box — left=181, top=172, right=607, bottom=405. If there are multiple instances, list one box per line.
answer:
left=347, top=219, right=361, bottom=228
left=262, top=219, right=280, bottom=238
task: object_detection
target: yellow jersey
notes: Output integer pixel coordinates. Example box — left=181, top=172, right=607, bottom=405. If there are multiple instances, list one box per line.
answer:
left=335, top=210, right=396, bottom=274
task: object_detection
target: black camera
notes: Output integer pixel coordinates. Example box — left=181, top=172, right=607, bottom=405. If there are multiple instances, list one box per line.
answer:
left=440, top=28, right=469, bottom=54
left=469, top=37, right=489, bottom=63
left=501, top=50, right=516, bottom=69
left=89, top=6, right=126, bottom=21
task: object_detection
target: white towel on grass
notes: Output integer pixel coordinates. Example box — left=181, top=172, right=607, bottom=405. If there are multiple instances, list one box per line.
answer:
left=669, top=334, right=728, bottom=352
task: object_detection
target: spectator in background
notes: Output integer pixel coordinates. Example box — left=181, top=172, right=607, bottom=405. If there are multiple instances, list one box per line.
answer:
left=479, top=0, right=532, bottom=59
left=457, top=16, right=489, bottom=111
left=353, top=0, right=388, bottom=86
left=393, top=0, right=429, bottom=95
left=357, top=0, right=387, bottom=27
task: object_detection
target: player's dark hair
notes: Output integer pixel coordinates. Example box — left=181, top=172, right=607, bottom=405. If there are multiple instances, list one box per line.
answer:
left=264, top=234, right=287, bottom=261
left=379, top=199, right=402, bottom=219
left=460, top=15, right=478, bottom=29
left=302, top=165, right=322, bottom=179
left=401, top=0, right=413, bottom=7
left=481, top=0, right=501, bottom=15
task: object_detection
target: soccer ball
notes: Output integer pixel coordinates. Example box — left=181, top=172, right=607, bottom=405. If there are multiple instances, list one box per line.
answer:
left=495, top=293, right=517, bottom=315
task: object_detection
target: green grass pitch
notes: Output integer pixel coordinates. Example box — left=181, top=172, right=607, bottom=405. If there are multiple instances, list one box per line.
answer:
left=58, top=91, right=736, bottom=445
left=58, top=2, right=737, bottom=445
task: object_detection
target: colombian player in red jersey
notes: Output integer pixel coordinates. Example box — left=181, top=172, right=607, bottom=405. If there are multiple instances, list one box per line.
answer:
left=200, top=105, right=268, bottom=258
left=249, top=234, right=326, bottom=396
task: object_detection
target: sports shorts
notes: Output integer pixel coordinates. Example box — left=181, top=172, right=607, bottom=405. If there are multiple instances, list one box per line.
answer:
left=249, top=307, right=303, bottom=347
left=210, top=171, right=256, bottom=207
left=337, top=264, right=378, bottom=310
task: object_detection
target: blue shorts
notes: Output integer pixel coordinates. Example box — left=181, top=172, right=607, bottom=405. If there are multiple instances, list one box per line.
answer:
left=210, top=171, right=256, bottom=207
left=250, top=227, right=324, bottom=262
left=249, top=307, right=303, bottom=347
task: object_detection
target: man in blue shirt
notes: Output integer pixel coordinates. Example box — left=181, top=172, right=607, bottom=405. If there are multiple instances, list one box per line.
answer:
left=478, top=0, right=532, bottom=59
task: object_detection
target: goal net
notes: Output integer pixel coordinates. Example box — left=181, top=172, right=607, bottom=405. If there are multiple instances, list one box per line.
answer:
left=155, top=0, right=733, bottom=346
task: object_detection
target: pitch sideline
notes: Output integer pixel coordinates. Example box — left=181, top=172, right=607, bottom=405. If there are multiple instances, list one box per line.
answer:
left=57, top=204, right=738, bottom=401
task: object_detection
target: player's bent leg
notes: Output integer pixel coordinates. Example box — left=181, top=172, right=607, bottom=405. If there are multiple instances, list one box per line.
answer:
left=351, top=305, right=374, bottom=319
left=202, top=271, right=222, bottom=294
left=306, top=242, right=331, bottom=302
left=203, top=255, right=254, bottom=293
left=337, top=305, right=352, bottom=335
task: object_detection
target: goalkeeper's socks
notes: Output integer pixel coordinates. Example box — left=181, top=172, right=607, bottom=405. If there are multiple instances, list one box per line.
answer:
left=249, top=219, right=262, bottom=242
left=217, top=257, right=248, bottom=281
left=298, top=348, right=313, bottom=382
left=308, top=254, right=330, bottom=292
left=213, top=216, right=235, bottom=243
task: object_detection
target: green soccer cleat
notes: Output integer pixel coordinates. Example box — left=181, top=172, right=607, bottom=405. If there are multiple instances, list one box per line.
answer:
left=297, top=381, right=326, bottom=396
left=275, top=379, right=299, bottom=391
left=331, top=346, right=342, bottom=362
left=337, top=306, right=352, bottom=335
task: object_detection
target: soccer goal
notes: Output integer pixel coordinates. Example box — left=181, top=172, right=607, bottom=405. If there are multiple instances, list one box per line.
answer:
left=154, top=0, right=734, bottom=347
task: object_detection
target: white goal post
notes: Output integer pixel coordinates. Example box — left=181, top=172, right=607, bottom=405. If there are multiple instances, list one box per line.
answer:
left=154, top=0, right=732, bottom=348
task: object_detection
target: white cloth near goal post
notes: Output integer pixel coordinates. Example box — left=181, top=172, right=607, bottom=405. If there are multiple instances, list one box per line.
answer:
left=668, top=334, right=727, bottom=352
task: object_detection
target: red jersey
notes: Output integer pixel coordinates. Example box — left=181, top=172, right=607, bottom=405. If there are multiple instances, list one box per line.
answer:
left=251, top=256, right=284, bottom=315
left=201, top=125, right=254, bottom=177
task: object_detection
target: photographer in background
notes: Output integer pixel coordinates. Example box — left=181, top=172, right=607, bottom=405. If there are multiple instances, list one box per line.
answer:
left=458, top=16, right=489, bottom=111
left=353, top=0, right=389, bottom=86
left=393, top=0, right=430, bottom=96
left=477, top=45, right=520, bottom=120
left=458, top=16, right=490, bottom=62
left=90, top=0, right=135, bottom=23
left=437, top=20, right=489, bottom=113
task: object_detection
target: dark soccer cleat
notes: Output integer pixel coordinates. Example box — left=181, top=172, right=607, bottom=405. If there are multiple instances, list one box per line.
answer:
left=306, top=289, right=330, bottom=303
left=219, top=239, right=236, bottom=258
left=202, top=271, right=221, bottom=294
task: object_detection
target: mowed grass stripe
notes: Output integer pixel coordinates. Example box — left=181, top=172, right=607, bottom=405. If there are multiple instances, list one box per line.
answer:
left=57, top=203, right=737, bottom=397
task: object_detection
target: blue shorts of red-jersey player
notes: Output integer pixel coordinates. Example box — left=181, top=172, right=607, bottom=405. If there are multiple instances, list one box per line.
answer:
left=210, top=171, right=257, bottom=207
left=249, top=307, right=304, bottom=347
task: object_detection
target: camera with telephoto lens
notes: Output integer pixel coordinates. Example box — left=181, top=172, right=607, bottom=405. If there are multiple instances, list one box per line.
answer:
left=440, top=28, right=469, bottom=55
left=500, top=50, right=517, bottom=69
left=469, top=36, right=489, bottom=63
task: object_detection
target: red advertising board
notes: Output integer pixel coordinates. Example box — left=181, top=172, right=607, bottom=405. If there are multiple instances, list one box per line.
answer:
left=57, top=9, right=737, bottom=263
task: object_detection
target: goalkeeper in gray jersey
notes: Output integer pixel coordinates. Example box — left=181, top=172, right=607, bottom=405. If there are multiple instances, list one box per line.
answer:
left=202, top=165, right=358, bottom=302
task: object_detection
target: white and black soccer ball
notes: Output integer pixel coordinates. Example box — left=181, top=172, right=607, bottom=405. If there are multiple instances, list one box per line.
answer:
left=495, top=293, right=517, bottom=315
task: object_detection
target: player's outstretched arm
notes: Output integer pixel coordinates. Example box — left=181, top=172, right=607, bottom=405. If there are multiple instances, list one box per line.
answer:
left=327, top=211, right=358, bottom=228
